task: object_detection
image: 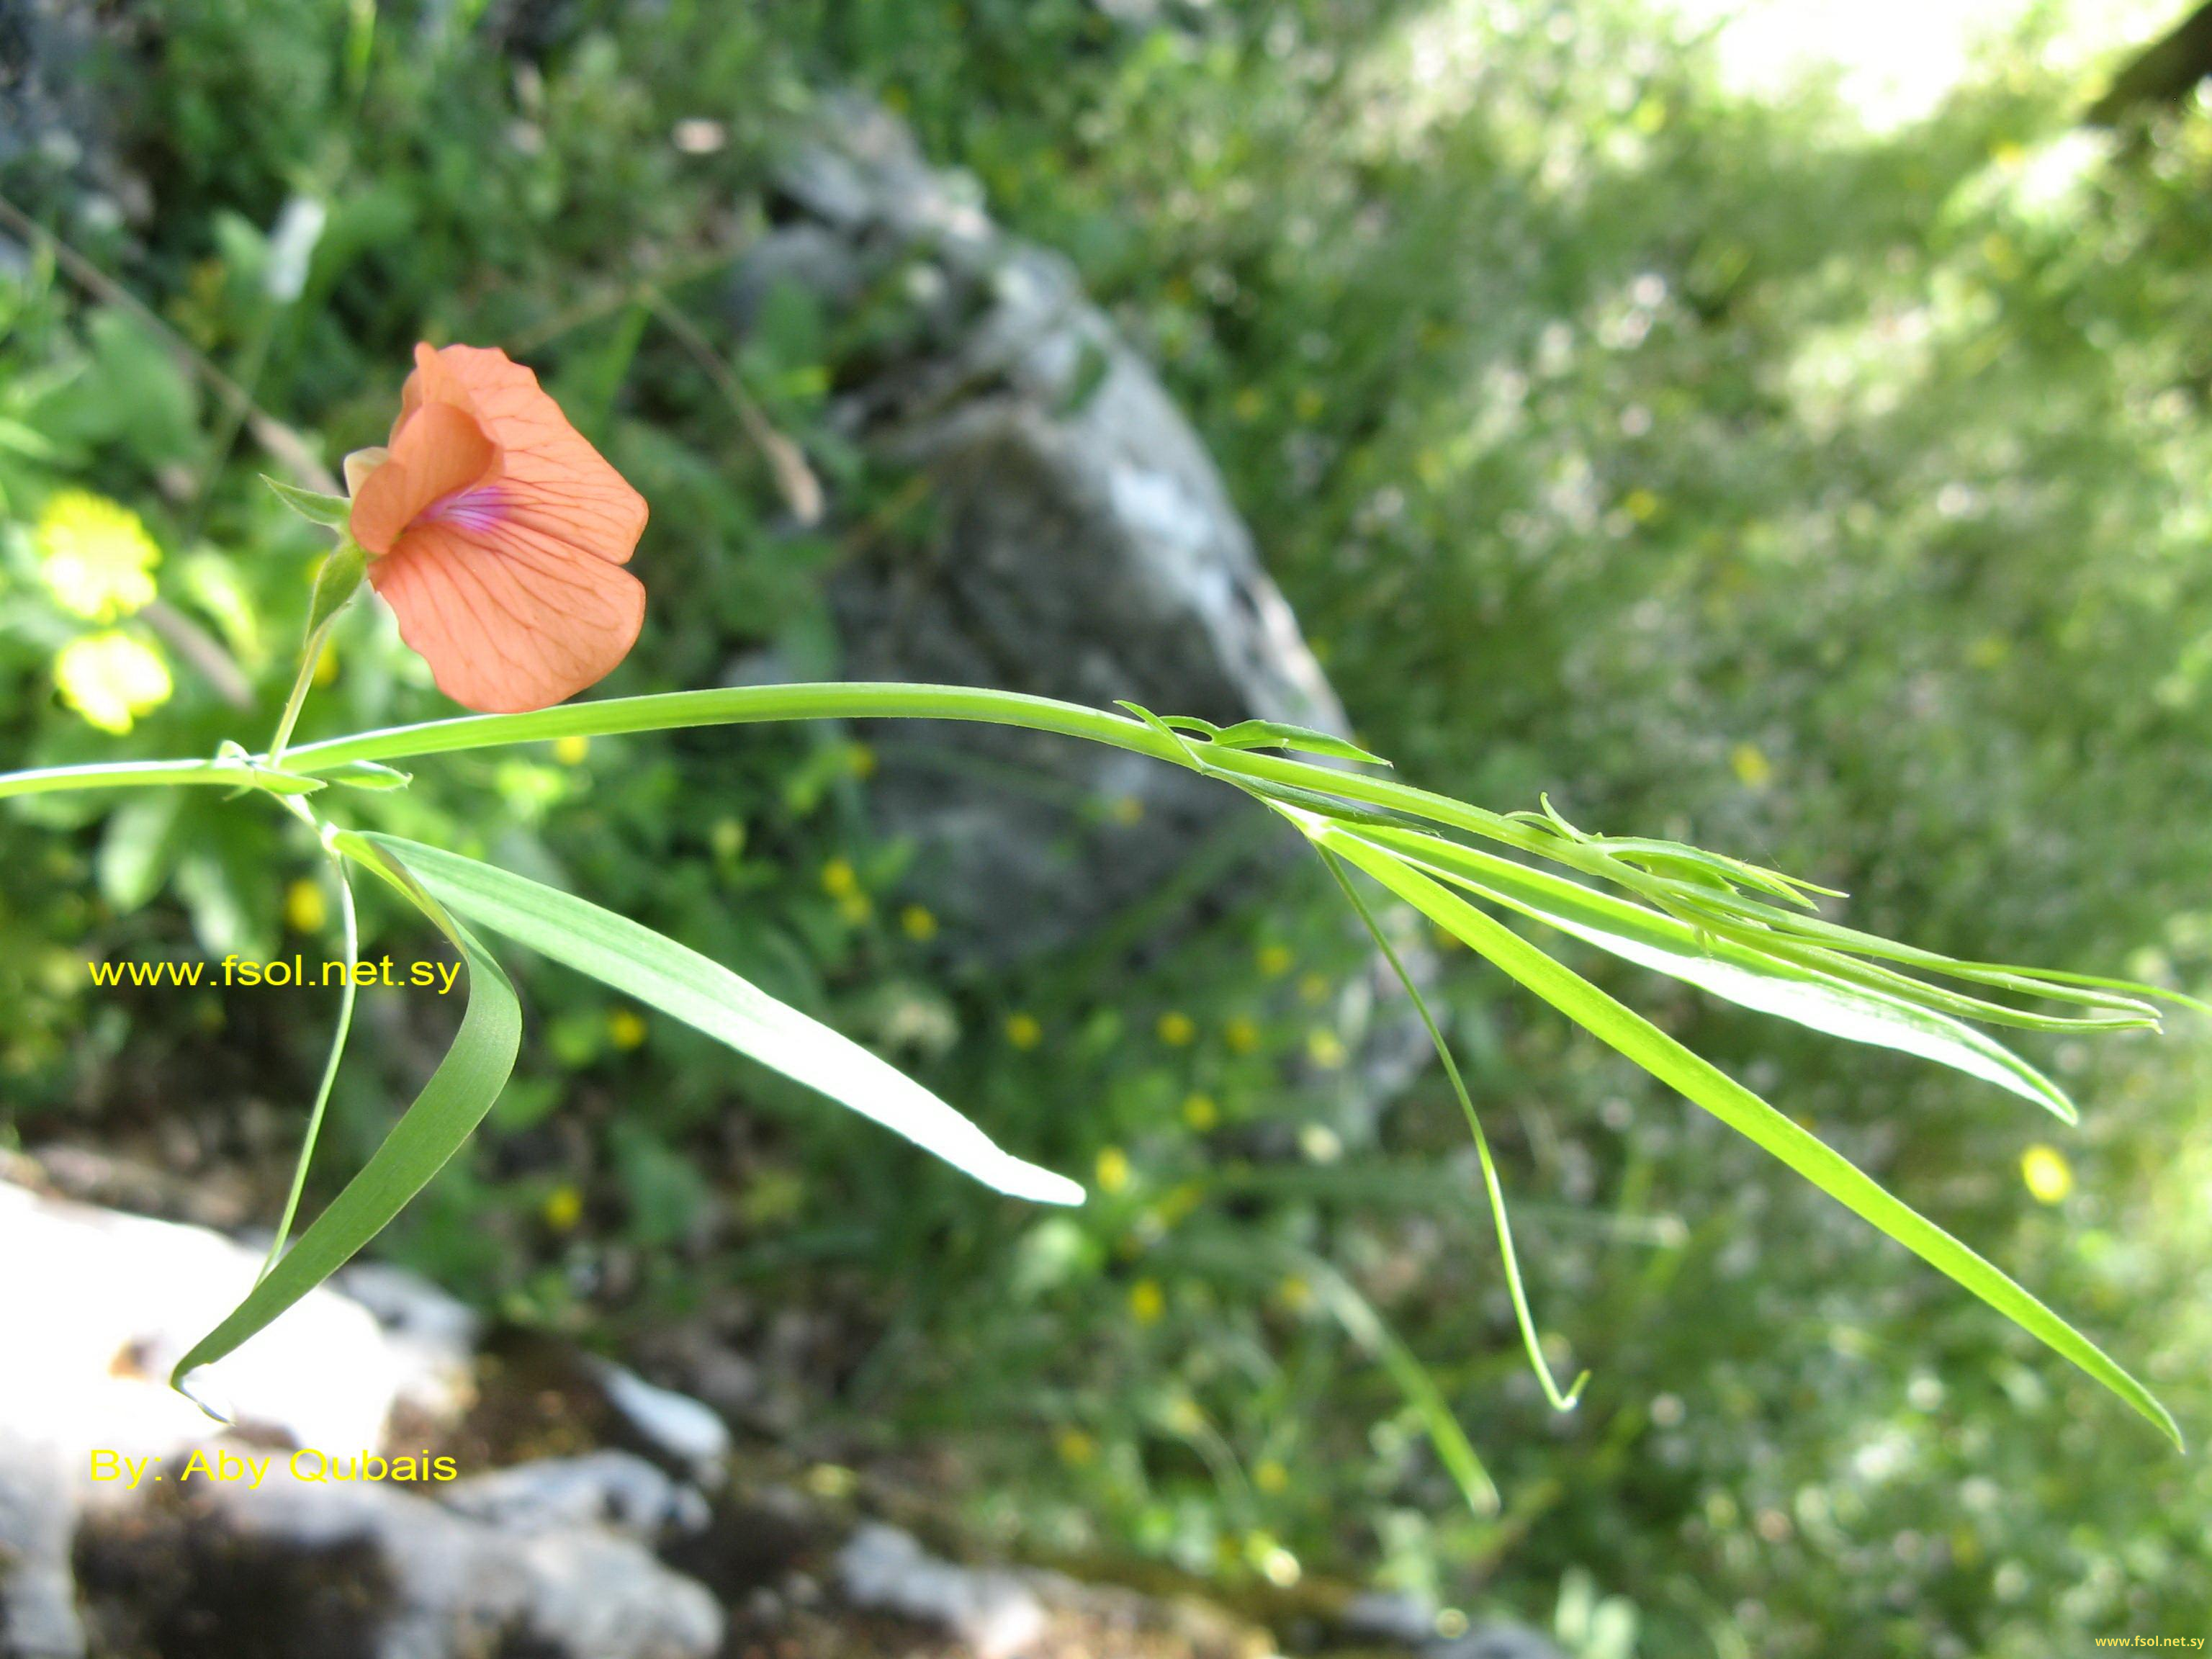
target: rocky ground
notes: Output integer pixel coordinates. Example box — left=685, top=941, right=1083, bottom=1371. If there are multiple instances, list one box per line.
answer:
left=0, top=1154, right=1560, bottom=1659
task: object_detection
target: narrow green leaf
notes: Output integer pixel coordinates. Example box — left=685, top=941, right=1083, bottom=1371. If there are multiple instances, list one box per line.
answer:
left=1318, top=845, right=1588, bottom=1411
left=364, top=835, right=1083, bottom=1206
left=1351, top=825, right=2079, bottom=1121
left=171, top=841, right=520, bottom=1394
left=1317, top=825, right=2181, bottom=1448
left=1208, top=719, right=1393, bottom=768
left=316, top=759, right=413, bottom=791
left=262, top=474, right=351, bottom=529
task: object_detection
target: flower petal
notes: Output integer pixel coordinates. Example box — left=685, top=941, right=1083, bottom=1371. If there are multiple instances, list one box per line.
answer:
left=350, top=403, right=495, bottom=557
left=415, top=344, right=647, bottom=565
left=367, top=517, right=645, bottom=713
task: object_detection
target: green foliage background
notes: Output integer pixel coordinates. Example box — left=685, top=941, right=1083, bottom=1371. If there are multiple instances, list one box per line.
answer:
left=4, top=1, right=2211, bottom=1651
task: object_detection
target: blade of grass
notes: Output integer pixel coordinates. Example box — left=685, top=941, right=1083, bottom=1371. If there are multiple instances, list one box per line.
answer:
left=1316, top=822, right=2181, bottom=1448
left=364, top=835, right=1082, bottom=1206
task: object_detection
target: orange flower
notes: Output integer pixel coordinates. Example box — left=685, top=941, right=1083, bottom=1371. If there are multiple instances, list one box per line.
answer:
left=349, top=343, right=647, bottom=714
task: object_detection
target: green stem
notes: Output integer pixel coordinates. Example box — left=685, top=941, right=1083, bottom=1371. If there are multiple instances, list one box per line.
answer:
left=0, top=757, right=266, bottom=801
left=261, top=853, right=359, bottom=1280
left=267, top=613, right=338, bottom=768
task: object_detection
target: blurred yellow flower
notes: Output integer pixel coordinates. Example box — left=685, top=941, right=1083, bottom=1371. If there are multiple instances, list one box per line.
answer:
left=1055, top=1427, right=1098, bottom=1467
left=541, top=1183, right=585, bottom=1232
left=1298, top=971, right=1331, bottom=1007
left=54, top=630, right=171, bottom=734
left=1224, top=1015, right=1261, bottom=1054
left=820, top=858, right=858, bottom=897
left=1256, top=943, right=1294, bottom=977
left=608, top=1008, right=648, bottom=1050
left=836, top=891, right=873, bottom=926
left=1305, top=1028, right=1347, bottom=1070
left=1004, top=1012, right=1043, bottom=1050
left=551, top=734, right=590, bottom=765
left=1128, top=1278, right=1166, bottom=1324
left=1163, top=1394, right=1204, bottom=1435
left=2021, top=1143, right=2074, bottom=1205
left=1181, top=1092, right=1219, bottom=1131
left=284, top=878, right=327, bottom=935
left=845, top=741, right=878, bottom=778
left=1156, top=1011, right=1196, bottom=1047
left=1254, top=1457, right=1290, bottom=1495
left=1730, top=742, right=1773, bottom=790
left=1622, top=487, right=1661, bottom=523
left=35, top=490, right=160, bottom=621
left=1274, top=1274, right=1313, bottom=1313
left=1096, top=1146, right=1131, bottom=1193
left=900, top=904, right=939, bottom=943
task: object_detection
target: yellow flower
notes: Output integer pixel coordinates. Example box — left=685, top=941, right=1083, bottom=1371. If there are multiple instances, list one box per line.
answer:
left=845, top=742, right=877, bottom=779
left=1156, top=1011, right=1197, bottom=1047
left=1730, top=742, right=1773, bottom=790
left=900, top=904, right=939, bottom=943
left=1305, top=1028, right=1347, bottom=1070
left=35, top=490, right=160, bottom=621
left=1096, top=1147, right=1131, bottom=1194
left=284, top=878, right=327, bottom=935
left=1274, top=1274, right=1314, bottom=1313
left=820, top=858, right=859, bottom=897
left=1056, top=1427, right=1098, bottom=1467
left=1128, top=1278, right=1166, bottom=1325
left=1181, top=1092, right=1219, bottom=1131
left=551, top=734, right=590, bottom=765
left=541, top=1183, right=585, bottom=1232
left=836, top=891, right=873, bottom=926
left=1298, top=972, right=1331, bottom=1007
left=1004, top=1012, right=1043, bottom=1050
left=1622, top=487, right=1661, bottom=524
left=1224, top=1016, right=1261, bottom=1055
left=54, top=630, right=171, bottom=734
left=1293, top=386, right=1325, bottom=421
left=1254, top=1458, right=1290, bottom=1495
left=608, top=1008, right=648, bottom=1050
left=2021, top=1144, right=2074, bottom=1205
left=1255, top=943, right=1294, bottom=977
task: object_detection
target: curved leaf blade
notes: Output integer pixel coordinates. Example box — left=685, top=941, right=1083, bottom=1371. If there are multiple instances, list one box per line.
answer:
left=367, top=835, right=1083, bottom=1207
left=171, top=847, right=520, bottom=1392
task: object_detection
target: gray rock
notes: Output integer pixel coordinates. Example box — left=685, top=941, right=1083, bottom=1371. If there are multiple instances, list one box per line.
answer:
left=80, top=1466, right=723, bottom=1659
left=734, top=95, right=1346, bottom=963
left=442, top=1451, right=709, bottom=1542
left=0, top=1431, right=83, bottom=1659
left=590, top=1359, right=732, bottom=1482
left=835, top=1521, right=1049, bottom=1659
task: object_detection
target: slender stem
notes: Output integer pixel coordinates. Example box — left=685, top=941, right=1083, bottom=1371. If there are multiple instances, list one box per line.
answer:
left=260, top=855, right=359, bottom=1280
left=1319, top=843, right=1590, bottom=1413
left=0, top=757, right=263, bottom=801
left=267, top=613, right=338, bottom=768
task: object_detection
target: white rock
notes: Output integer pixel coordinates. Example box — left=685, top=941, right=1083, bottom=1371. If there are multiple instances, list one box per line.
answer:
left=836, top=1521, right=1048, bottom=1659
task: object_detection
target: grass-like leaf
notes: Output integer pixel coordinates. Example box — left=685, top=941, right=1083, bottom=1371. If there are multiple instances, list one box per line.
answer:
left=367, top=835, right=1084, bottom=1206
left=171, top=837, right=521, bottom=1395
left=1313, top=822, right=2181, bottom=1447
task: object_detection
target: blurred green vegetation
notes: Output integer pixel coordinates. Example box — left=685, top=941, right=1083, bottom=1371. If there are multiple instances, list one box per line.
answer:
left=4, top=1, right=2211, bottom=1652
